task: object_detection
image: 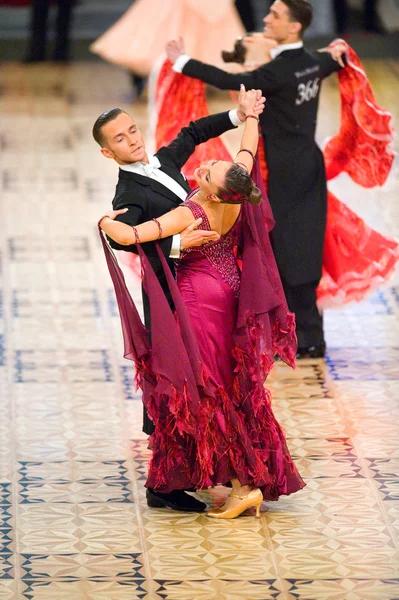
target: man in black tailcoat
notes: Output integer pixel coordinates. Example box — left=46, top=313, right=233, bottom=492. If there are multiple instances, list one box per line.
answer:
left=167, top=0, right=347, bottom=359
left=92, top=101, right=257, bottom=510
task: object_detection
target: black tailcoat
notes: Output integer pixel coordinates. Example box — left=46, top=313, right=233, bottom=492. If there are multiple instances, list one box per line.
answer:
left=182, top=49, right=342, bottom=285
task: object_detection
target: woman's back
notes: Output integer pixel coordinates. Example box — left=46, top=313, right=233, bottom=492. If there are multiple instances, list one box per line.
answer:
left=183, top=191, right=241, bottom=237
left=179, top=198, right=241, bottom=298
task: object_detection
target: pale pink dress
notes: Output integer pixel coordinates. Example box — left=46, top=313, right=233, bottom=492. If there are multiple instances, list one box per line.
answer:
left=90, top=0, right=244, bottom=76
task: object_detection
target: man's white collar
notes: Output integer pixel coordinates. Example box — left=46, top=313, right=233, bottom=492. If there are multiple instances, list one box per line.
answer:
left=120, top=155, right=160, bottom=174
left=270, top=41, right=303, bottom=60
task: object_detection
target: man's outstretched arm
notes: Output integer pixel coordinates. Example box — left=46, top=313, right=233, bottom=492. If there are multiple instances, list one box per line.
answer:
left=166, top=38, right=281, bottom=95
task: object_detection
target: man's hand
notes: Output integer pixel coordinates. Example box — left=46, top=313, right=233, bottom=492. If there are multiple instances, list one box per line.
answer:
left=319, top=43, right=347, bottom=68
left=180, top=217, right=220, bottom=250
left=99, top=208, right=128, bottom=228
left=237, top=88, right=266, bottom=122
left=166, top=37, right=185, bottom=64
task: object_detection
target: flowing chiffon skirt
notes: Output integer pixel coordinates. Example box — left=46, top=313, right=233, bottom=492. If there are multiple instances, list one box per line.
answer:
left=146, top=252, right=304, bottom=497
left=318, top=191, right=399, bottom=308
left=143, top=199, right=304, bottom=498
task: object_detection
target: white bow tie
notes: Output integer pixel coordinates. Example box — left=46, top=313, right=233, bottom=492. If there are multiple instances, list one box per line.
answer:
left=143, top=156, right=161, bottom=177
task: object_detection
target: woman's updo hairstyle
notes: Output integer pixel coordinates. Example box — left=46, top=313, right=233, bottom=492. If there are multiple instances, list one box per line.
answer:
left=221, top=35, right=249, bottom=65
left=217, top=163, right=262, bottom=206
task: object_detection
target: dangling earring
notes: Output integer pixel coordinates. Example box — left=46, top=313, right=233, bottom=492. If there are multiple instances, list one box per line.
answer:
left=207, top=194, right=213, bottom=201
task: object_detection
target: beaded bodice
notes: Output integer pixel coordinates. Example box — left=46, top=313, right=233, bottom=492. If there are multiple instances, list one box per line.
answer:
left=180, top=198, right=240, bottom=297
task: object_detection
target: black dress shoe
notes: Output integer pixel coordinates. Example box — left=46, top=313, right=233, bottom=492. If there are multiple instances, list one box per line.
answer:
left=146, top=489, right=206, bottom=512
left=296, top=343, right=326, bottom=359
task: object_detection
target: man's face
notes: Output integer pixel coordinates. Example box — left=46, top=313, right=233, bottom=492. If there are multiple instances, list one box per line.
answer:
left=263, top=1, right=300, bottom=44
left=100, top=113, right=146, bottom=164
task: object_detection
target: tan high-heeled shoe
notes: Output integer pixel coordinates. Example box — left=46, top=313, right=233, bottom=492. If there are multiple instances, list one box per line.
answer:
left=207, top=488, right=263, bottom=519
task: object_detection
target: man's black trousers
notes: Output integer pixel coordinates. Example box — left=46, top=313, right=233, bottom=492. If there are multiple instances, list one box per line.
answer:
left=282, top=279, right=324, bottom=350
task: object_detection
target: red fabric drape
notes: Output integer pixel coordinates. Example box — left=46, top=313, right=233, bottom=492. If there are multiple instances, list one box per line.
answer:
left=324, top=40, right=394, bottom=186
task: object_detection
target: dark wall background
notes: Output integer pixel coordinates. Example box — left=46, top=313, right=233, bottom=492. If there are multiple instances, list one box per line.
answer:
left=0, top=0, right=398, bottom=61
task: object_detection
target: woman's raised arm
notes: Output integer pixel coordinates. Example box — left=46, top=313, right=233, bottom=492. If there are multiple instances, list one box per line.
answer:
left=234, top=85, right=264, bottom=174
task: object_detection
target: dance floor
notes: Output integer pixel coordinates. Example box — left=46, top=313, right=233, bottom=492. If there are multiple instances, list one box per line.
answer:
left=0, top=60, right=398, bottom=600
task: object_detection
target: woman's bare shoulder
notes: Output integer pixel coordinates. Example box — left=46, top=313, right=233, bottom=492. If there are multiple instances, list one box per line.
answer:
left=221, top=204, right=241, bottom=235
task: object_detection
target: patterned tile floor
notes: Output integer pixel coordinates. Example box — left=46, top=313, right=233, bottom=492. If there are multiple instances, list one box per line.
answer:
left=0, top=61, right=398, bottom=599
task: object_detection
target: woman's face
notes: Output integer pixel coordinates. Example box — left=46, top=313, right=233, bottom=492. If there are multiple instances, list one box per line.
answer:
left=194, top=160, right=232, bottom=198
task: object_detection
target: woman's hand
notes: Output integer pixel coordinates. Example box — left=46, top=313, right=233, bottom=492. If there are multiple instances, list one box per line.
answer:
left=329, top=43, right=347, bottom=68
left=166, top=37, right=185, bottom=63
left=243, top=33, right=277, bottom=65
left=238, top=85, right=265, bottom=118
left=319, top=43, right=347, bottom=68
left=99, top=208, right=128, bottom=228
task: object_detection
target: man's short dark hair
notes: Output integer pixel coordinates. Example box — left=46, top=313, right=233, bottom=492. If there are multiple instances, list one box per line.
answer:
left=92, top=108, right=127, bottom=147
left=282, top=0, right=313, bottom=36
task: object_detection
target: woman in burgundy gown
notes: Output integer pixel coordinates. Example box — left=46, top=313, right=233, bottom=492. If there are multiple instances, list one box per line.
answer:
left=99, top=86, right=305, bottom=519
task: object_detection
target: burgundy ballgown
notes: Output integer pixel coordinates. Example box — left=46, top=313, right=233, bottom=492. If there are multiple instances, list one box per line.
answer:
left=100, top=170, right=305, bottom=501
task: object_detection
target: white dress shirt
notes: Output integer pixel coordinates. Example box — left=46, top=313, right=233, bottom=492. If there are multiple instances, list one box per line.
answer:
left=120, top=155, right=188, bottom=201
left=120, top=110, right=242, bottom=257
left=173, top=54, right=194, bottom=73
